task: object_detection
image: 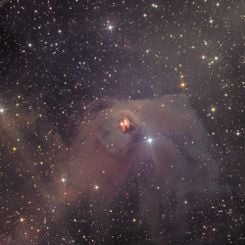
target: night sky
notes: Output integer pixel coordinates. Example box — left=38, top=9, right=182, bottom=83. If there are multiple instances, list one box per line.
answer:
left=0, top=0, right=244, bottom=244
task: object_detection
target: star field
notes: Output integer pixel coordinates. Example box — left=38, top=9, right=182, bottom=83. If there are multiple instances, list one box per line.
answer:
left=0, top=0, right=244, bottom=244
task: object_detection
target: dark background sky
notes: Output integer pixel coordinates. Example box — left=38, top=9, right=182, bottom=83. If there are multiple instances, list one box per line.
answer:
left=0, top=0, right=244, bottom=244
left=0, top=0, right=244, bottom=180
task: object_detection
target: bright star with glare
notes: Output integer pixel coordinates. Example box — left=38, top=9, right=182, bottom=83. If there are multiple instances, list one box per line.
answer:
left=147, top=137, right=153, bottom=144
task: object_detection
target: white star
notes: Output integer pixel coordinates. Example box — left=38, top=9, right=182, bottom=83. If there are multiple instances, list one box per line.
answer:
left=147, top=137, right=153, bottom=144
left=61, top=177, right=66, bottom=183
left=236, top=131, right=241, bottom=136
left=151, top=3, right=158, bottom=8
left=108, top=25, right=113, bottom=30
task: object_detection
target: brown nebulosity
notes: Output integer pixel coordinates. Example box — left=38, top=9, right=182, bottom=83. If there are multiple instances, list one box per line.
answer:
left=0, top=94, right=221, bottom=244
left=63, top=94, right=220, bottom=242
